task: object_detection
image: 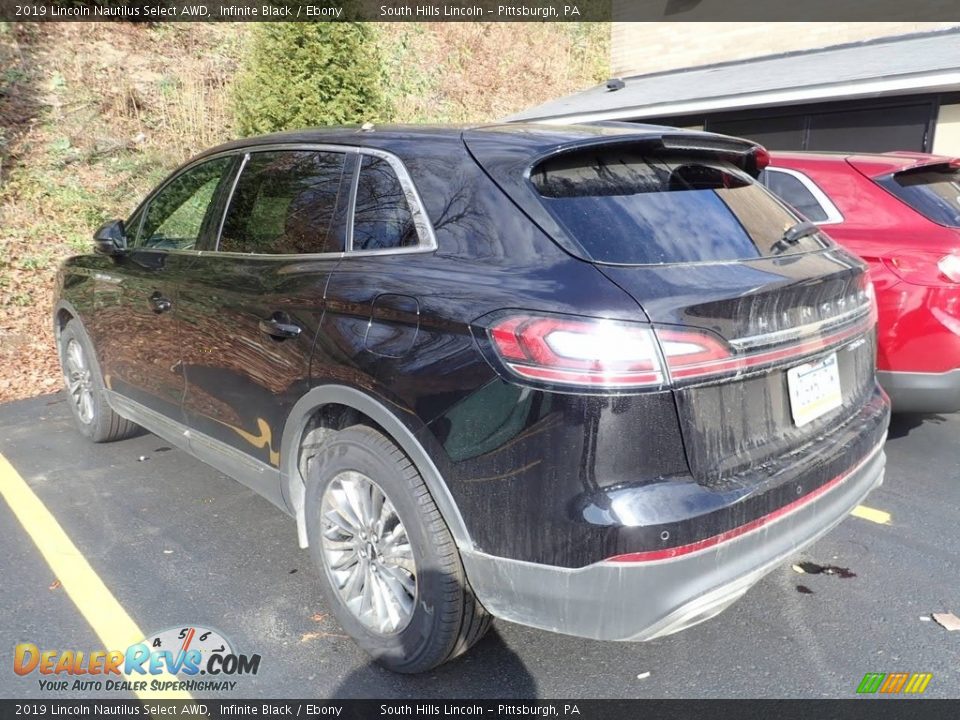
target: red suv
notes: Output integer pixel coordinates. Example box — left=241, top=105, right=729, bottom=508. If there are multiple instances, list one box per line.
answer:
left=761, top=151, right=960, bottom=413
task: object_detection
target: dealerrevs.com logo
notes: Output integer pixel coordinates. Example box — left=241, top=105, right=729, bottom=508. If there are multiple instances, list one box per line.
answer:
left=14, top=626, right=261, bottom=693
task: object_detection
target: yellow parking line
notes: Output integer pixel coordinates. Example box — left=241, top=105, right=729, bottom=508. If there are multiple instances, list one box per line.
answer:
left=851, top=504, right=892, bottom=525
left=0, top=453, right=191, bottom=700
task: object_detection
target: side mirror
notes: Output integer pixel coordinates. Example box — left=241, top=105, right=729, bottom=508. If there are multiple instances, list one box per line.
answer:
left=93, top=219, right=128, bottom=256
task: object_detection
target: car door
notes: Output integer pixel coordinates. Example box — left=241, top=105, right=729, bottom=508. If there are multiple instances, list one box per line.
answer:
left=318, top=150, right=439, bottom=408
left=177, top=147, right=350, bottom=501
left=92, top=155, right=234, bottom=421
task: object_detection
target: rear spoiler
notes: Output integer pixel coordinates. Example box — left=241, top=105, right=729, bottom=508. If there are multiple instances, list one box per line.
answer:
left=660, top=133, right=770, bottom=177
left=890, top=159, right=960, bottom=177
left=551, top=128, right=770, bottom=178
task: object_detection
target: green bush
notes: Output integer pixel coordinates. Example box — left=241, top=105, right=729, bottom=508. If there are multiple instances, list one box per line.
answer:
left=232, top=22, right=386, bottom=136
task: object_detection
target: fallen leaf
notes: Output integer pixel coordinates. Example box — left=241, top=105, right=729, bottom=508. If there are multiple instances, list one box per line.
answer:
left=300, top=630, right=347, bottom=642
left=310, top=613, right=327, bottom=623
left=931, top=612, right=960, bottom=631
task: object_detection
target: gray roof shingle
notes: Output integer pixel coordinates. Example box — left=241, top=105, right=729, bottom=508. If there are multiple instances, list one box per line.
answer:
left=507, top=30, right=960, bottom=123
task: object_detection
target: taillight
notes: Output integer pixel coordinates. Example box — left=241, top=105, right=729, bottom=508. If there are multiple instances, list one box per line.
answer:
left=488, top=316, right=665, bottom=388
left=883, top=252, right=960, bottom=286
left=485, top=304, right=874, bottom=390
left=657, top=328, right=738, bottom=380
left=487, top=315, right=745, bottom=388
left=938, top=254, right=960, bottom=283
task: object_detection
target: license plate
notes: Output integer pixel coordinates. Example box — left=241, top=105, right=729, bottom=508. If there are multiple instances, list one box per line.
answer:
left=786, top=352, right=842, bottom=427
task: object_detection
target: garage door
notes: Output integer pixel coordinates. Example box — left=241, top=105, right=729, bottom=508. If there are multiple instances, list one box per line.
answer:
left=707, top=102, right=934, bottom=153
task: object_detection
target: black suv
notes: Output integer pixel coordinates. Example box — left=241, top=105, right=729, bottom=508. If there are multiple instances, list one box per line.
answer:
left=54, top=123, right=890, bottom=673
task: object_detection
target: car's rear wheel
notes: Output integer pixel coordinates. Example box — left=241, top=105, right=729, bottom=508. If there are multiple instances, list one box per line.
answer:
left=57, top=319, right=140, bottom=443
left=304, top=424, right=490, bottom=673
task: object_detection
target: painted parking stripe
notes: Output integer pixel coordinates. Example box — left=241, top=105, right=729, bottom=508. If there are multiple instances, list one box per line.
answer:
left=851, top=505, right=892, bottom=525
left=0, top=453, right=191, bottom=700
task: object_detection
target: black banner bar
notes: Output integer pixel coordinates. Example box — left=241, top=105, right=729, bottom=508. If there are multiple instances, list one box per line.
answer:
left=1, top=700, right=959, bottom=720
left=2, top=0, right=960, bottom=22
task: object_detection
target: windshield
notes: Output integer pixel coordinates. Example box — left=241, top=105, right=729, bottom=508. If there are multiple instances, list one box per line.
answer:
left=530, top=149, right=827, bottom=265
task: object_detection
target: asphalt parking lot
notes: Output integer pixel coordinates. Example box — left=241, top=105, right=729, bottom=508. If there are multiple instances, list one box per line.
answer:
left=1, top=392, right=958, bottom=699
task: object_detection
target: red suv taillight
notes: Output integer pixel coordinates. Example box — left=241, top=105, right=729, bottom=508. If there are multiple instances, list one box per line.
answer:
left=938, top=254, right=960, bottom=283
left=883, top=251, right=960, bottom=286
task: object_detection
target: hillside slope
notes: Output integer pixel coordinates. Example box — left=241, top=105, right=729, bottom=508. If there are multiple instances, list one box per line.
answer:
left=0, top=21, right=608, bottom=402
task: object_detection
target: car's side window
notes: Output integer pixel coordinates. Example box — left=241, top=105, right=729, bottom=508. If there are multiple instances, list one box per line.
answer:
left=218, top=150, right=347, bottom=255
left=136, top=157, right=233, bottom=250
left=759, top=168, right=840, bottom=224
left=351, top=154, right=419, bottom=252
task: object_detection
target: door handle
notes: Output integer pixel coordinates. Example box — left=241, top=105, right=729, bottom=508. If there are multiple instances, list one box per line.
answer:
left=149, top=291, right=172, bottom=314
left=259, top=315, right=302, bottom=340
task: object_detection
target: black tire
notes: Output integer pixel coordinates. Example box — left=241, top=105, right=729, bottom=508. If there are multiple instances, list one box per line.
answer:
left=304, top=424, right=491, bottom=673
left=57, top=319, right=140, bottom=443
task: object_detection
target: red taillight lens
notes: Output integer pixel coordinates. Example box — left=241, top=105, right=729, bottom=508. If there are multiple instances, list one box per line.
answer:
left=486, top=315, right=741, bottom=388
left=657, top=328, right=737, bottom=380
left=485, top=303, right=874, bottom=390
left=883, top=252, right=960, bottom=286
left=488, top=316, right=664, bottom=388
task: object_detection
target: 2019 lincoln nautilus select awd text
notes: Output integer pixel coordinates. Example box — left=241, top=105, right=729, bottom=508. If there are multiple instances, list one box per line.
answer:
left=53, top=122, right=890, bottom=673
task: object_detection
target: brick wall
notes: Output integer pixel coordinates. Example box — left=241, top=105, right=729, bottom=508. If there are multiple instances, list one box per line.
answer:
left=611, top=23, right=960, bottom=78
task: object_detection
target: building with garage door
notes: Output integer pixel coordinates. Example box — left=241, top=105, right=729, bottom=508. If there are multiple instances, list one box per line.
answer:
left=508, top=24, right=960, bottom=156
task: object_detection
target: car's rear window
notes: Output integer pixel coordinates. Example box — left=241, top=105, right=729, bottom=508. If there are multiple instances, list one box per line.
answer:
left=530, top=149, right=826, bottom=265
left=877, top=166, right=960, bottom=228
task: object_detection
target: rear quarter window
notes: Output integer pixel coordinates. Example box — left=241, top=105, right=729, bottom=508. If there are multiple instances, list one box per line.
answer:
left=759, top=168, right=830, bottom=223
left=352, top=155, right=419, bottom=251
left=530, top=148, right=826, bottom=265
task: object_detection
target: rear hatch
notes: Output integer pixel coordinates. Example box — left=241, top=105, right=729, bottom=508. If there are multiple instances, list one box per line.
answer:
left=854, top=156, right=960, bottom=230
left=465, top=128, right=878, bottom=487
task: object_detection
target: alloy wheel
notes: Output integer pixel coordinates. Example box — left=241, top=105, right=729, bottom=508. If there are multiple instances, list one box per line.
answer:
left=319, top=471, right=417, bottom=634
left=64, top=338, right=95, bottom=424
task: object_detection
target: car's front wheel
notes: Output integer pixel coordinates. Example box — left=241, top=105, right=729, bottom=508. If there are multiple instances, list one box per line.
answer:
left=57, top=319, right=140, bottom=443
left=304, top=424, right=490, bottom=673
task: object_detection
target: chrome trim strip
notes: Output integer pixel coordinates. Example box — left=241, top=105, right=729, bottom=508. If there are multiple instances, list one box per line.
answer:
left=214, top=151, right=249, bottom=250
left=346, top=154, right=360, bottom=253
left=200, top=249, right=346, bottom=261
left=354, top=147, right=439, bottom=254
left=731, top=301, right=872, bottom=351
left=141, top=141, right=439, bottom=261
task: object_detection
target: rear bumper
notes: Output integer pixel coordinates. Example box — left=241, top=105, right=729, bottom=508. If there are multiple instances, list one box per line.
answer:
left=463, top=439, right=885, bottom=641
left=878, top=369, right=960, bottom=414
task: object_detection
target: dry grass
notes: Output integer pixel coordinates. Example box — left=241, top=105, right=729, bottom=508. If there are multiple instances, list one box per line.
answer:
left=0, top=21, right=608, bottom=403
left=0, top=22, right=247, bottom=401
left=376, top=22, right=609, bottom=123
